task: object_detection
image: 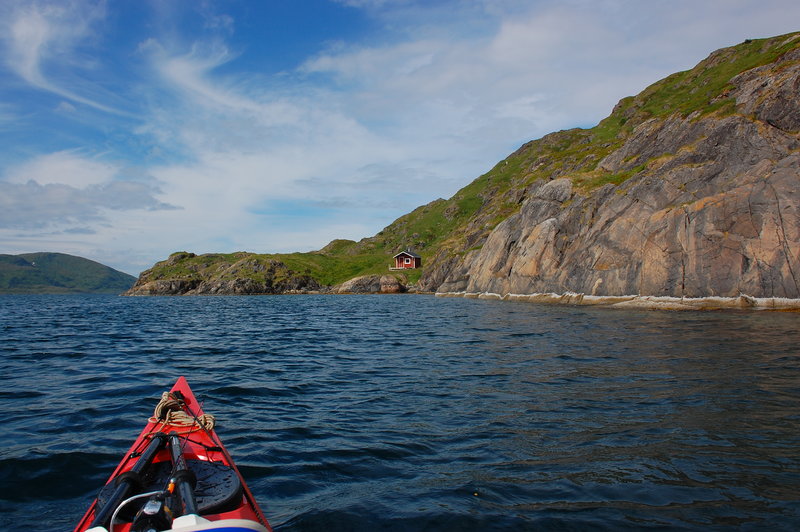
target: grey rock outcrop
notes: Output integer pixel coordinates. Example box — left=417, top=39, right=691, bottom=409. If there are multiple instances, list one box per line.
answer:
left=433, top=45, right=800, bottom=299
left=333, top=274, right=406, bottom=294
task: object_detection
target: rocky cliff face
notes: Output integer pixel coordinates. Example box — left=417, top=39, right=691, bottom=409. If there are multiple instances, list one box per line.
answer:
left=425, top=37, right=800, bottom=299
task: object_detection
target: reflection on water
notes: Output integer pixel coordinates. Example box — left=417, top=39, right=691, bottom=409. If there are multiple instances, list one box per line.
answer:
left=0, top=294, right=798, bottom=531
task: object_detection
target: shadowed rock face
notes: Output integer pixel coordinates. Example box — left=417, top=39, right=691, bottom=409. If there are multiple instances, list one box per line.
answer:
left=433, top=48, right=800, bottom=299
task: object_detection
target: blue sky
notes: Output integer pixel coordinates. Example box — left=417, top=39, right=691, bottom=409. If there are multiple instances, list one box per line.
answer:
left=1, top=0, right=798, bottom=275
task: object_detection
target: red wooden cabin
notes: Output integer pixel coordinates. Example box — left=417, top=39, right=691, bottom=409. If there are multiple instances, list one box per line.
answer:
left=392, top=250, right=421, bottom=269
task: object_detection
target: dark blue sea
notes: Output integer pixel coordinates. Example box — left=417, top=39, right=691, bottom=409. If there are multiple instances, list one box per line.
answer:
left=1, top=294, right=798, bottom=531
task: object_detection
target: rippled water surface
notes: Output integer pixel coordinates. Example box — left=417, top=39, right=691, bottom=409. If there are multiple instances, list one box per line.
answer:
left=1, top=294, right=798, bottom=531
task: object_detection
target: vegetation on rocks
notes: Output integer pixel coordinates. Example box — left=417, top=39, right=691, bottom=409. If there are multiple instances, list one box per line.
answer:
left=129, top=32, right=800, bottom=297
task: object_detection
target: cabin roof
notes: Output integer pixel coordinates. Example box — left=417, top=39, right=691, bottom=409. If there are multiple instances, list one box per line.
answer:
left=393, top=250, right=421, bottom=259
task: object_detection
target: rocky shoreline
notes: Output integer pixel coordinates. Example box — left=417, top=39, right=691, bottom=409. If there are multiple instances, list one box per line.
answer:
left=436, top=291, right=800, bottom=311
left=126, top=273, right=800, bottom=311
left=124, top=273, right=417, bottom=296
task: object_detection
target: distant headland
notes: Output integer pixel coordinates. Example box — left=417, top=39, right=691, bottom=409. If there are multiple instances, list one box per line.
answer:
left=126, top=33, right=800, bottom=309
left=0, top=252, right=136, bottom=294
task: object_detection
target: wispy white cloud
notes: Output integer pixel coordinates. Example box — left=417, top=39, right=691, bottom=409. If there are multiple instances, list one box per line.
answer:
left=0, top=150, right=175, bottom=233
left=6, top=150, right=116, bottom=188
left=0, top=180, right=175, bottom=230
left=0, top=0, right=127, bottom=115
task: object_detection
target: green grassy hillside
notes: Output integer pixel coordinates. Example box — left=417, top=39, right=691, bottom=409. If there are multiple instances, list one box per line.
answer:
left=0, top=253, right=136, bottom=294
left=143, top=32, right=800, bottom=289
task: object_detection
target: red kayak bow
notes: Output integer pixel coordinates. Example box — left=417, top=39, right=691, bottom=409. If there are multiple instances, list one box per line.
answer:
left=75, top=377, right=271, bottom=532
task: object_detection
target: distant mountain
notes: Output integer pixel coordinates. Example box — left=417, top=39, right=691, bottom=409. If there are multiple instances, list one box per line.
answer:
left=0, top=253, right=136, bottom=294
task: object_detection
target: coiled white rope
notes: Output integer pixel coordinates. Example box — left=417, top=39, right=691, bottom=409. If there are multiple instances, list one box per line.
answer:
left=149, top=392, right=215, bottom=431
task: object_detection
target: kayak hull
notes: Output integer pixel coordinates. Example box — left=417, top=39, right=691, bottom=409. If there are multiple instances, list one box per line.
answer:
left=74, top=377, right=271, bottom=532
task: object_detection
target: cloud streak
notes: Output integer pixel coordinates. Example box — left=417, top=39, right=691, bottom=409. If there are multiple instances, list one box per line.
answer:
left=1, top=0, right=127, bottom=115
left=0, top=180, right=175, bottom=230
left=1, top=150, right=176, bottom=232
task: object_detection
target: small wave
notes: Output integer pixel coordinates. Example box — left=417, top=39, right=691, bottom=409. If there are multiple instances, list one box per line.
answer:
left=0, top=451, right=116, bottom=502
left=0, top=390, right=46, bottom=400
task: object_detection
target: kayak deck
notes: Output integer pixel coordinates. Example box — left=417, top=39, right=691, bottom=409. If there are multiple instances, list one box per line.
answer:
left=75, top=377, right=271, bottom=532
